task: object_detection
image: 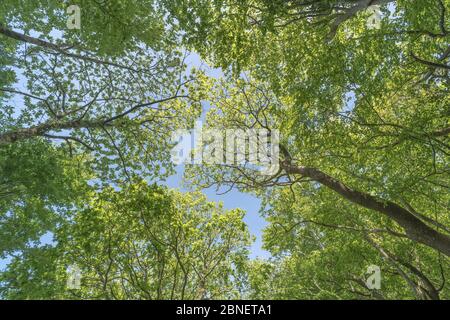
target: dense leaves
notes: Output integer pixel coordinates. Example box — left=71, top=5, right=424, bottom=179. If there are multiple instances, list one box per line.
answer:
left=0, top=0, right=449, bottom=299
left=0, top=183, right=251, bottom=299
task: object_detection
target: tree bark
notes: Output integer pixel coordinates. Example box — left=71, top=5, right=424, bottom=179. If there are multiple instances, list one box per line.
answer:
left=0, top=119, right=103, bottom=146
left=327, top=0, right=396, bottom=40
left=0, top=23, right=139, bottom=72
left=282, top=163, right=450, bottom=256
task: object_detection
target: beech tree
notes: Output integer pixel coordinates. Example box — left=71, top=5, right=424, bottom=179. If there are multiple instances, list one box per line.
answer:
left=0, top=1, right=206, bottom=262
left=0, top=0, right=448, bottom=300
left=0, top=182, right=251, bottom=299
left=171, top=0, right=449, bottom=299
left=0, top=0, right=203, bottom=182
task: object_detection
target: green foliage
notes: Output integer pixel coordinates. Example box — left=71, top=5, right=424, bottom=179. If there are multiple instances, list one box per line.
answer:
left=0, top=0, right=170, bottom=55
left=0, top=182, right=251, bottom=299
left=1, top=0, right=449, bottom=300
left=0, top=140, right=89, bottom=256
left=175, top=0, right=450, bottom=299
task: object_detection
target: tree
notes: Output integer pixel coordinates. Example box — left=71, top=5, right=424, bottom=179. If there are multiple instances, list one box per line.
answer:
left=1, top=0, right=448, bottom=300
left=0, top=1, right=204, bottom=182
left=0, top=182, right=251, bottom=299
left=169, top=0, right=449, bottom=299
left=0, top=139, right=90, bottom=256
left=0, top=1, right=208, bottom=286
left=184, top=76, right=450, bottom=255
left=245, top=186, right=448, bottom=299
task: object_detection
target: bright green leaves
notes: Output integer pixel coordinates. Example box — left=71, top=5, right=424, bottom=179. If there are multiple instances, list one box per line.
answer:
left=0, top=3, right=202, bottom=183
left=0, top=0, right=170, bottom=55
left=166, top=0, right=450, bottom=299
left=0, top=0, right=449, bottom=300
left=0, top=181, right=251, bottom=299
left=0, top=246, right=65, bottom=299
left=0, top=139, right=90, bottom=257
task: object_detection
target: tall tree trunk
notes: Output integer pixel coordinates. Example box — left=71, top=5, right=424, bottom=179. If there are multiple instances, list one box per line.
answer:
left=283, top=163, right=450, bottom=256
left=0, top=120, right=103, bottom=146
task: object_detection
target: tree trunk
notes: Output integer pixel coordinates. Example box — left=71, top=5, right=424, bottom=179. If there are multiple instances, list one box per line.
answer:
left=283, top=163, right=450, bottom=256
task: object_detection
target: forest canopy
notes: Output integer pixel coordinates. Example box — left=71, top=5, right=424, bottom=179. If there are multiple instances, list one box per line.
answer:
left=0, top=0, right=449, bottom=300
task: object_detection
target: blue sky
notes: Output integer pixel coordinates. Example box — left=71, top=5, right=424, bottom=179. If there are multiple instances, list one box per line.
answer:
left=164, top=165, right=269, bottom=259
left=170, top=53, right=270, bottom=259
left=0, top=50, right=269, bottom=273
left=0, top=166, right=269, bottom=272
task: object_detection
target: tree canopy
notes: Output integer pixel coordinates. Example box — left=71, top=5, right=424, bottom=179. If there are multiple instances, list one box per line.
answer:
left=0, top=0, right=448, bottom=300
